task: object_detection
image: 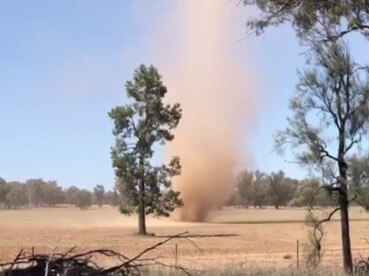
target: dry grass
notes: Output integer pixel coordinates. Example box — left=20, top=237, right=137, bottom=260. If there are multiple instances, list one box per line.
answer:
left=0, top=206, right=369, bottom=271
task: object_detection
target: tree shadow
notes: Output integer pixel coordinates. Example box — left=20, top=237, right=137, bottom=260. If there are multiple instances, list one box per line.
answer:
left=154, top=233, right=239, bottom=238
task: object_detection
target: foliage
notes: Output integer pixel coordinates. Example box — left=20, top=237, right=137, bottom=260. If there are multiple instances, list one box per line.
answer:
left=349, top=155, right=369, bottom=210
left=0, top=177, right=116, bottom=210
left=233, top=170, right=300, bottom=208
left=65, top=186, right=80, bottom=205
left=74, top=189, right=92, bottom=210
left=251, top=171, right=271, bottom=208
left=24, top=179, right=43, bottom=207
left=109, top=64, right=182, bottom=234
left=303, top=212, right=323, bottom=269
left=93, top=184, right=105, bottom=207
left=289, top=178, right=333, bottom=207
left=243, top=0, right=369, bottom=42
left=6, top=182, right=27, bottom=209
left=269, top=170, right=298, bottom=209
left=41, top=181, right=65, bottom=206
left=0, top=177, right=8, bottom=207
left=275, top=42, right=369, bottom=169
left=104, top=189, right=119, bottom=207
left=236, top=170, right=254, bottom=207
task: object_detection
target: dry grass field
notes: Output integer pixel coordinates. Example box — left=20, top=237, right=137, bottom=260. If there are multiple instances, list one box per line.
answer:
left=0, top=206, right=369, bottom=272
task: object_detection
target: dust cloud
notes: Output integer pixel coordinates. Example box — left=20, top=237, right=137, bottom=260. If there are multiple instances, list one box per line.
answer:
left=163, top=0, right=258, bottom=221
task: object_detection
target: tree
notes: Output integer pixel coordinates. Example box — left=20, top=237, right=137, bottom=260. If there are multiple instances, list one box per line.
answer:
left=251, top=171, right=270, bottom=208
left=237, top=171, right=254, bottom=208
left=75, top=189, right=92, bottom=210
left=6, top=182, right=27, bottom=209
left=349, top=155, right=369, bottom=210
left=243, top=0, right=369, bottom=42
left=289, top=178, right=332, bottom=207
left=275, top=41, right=369, bottom=272
left=24, top=179, right=44, bottom=207
left=65, top=186, right=80, bottom=205
left=269, top=170, right=298, bottom=209
left=0, top=177, right=7, bottom=208
left=93, top=185, right=105, bottom=207
left=104, top=189, right=119, bottom=207
left=109, top=64, right=183, bottom=235
left=41, top=181, right=65, bottom=206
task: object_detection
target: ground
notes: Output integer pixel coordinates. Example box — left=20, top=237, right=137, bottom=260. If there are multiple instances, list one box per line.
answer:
left=0, top=206, right=369, bottom=271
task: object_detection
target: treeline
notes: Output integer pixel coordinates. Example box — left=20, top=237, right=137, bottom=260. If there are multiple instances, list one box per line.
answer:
left=0, top=177, right=119, bottom=210
left=228, top=170, right=335, bottom=209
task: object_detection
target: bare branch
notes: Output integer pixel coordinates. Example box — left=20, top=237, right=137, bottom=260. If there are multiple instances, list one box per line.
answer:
left=1, top=232, right=193, bottom=276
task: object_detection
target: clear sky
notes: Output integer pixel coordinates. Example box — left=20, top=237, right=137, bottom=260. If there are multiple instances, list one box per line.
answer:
left=0, top=1, right=365, bottom=189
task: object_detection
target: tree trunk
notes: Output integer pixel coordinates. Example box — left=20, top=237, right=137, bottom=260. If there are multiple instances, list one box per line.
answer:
left=337, top=120, right=353, bottom=272
left=340, top=192, right=353, bottom=272
left=137, top=179, right=147, bottom=235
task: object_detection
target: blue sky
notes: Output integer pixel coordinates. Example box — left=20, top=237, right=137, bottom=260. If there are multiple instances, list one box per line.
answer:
left=1, top=1, right=364, bottom=189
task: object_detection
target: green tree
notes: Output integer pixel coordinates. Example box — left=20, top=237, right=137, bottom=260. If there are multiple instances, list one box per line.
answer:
left=349, top=156, right=369, bottom=210
left=290, top=178, right=333, bottom=207
left=243, top=0, right=369, bottom=42
left=269, top=170, right=298, bottom=209
left=237, top=170, right=254, bottom=208
left=6, top=182, right=27, bottom=209
left=251, top=171, right=270, bottom=208
left=104, top=189, right=119, bottom=207
left=65, top=186, right=80, bottom=205
left=24, top=179, right=44, bottom=207
left=0, top=177, right=7, bottom=208
left=41, top=181, right=65, bottom=206
left=109, top=64, right=183, bottom=235
left=75, top=189, right=92, bottom=210
left=93, top=185, right=105, bottom=207
left=275, top=41, right=369, bottom=272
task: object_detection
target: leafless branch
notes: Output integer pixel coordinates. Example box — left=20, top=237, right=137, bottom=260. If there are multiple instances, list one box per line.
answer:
left=44, top=237, right=61, bottom=276
left=0, top=232, right=192, bottom=276
left=312, top=207, right=341, bottom=265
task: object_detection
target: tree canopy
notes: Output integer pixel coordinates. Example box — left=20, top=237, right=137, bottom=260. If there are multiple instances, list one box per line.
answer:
left=243, top=0, right=369, bottom=42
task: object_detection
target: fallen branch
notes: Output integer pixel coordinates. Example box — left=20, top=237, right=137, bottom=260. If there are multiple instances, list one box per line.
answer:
left=0, top=232, right=192, bottom=276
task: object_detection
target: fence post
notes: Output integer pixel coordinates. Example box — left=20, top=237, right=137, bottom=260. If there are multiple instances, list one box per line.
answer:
left=32, top=247, right=35, bottom=266
left=296, top=240, right=300, bottom=269
left=174, top=243, right=178, bottom=268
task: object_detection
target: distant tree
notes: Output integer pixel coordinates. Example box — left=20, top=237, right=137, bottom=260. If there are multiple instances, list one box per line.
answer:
left=243, top=0, right=369, bottom=43
left=6, top=183, right=27, bottom=209
left=0, top=177, right=6, bottom=186
left=41, top=181, right=65, bottom=206
left=0, top=177, right=7, bottom=208
left=93, top=185, right=105, bottom=207
left=275, top=41, right=369, bottom=272
left=109, top=64, right=183, bottom=235
left=24, top=179, right=44, bottom=207
left=111, top=189, right=119, bottom=207
left=104, top=189, right=119, bottom=207
left=290, top=178, right=333, bottom=207
left=75, top=189, right=92, bottom=210
left=251, top=171, right=270, bottom=208
left=349, top=156, right=369, bottom=211
left=237, top=171, right=254, bottom=208
left=269, top=171, right=298, bottom=209
left=65, top=186, right=80, bottom=205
